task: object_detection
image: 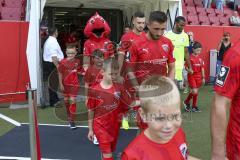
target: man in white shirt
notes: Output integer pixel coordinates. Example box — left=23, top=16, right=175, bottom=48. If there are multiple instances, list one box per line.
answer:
left=230, top=11, right=240, bottom=26
left=43, top=27, right=64, bottom=107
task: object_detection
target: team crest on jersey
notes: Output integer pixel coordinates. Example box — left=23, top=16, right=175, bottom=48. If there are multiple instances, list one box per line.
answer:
left=216, top=65, right=230, bottom=87
left=179, top=143, right=188, bottom=159
left=114, top=91, right=121, bottom=100
left=162, top=44, right=169, bottom=52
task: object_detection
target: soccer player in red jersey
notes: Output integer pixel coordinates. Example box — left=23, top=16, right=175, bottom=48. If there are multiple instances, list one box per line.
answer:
left=83, top=12, right=113, bottom=73
left=211, top=40, right=240, bottom=160
left=122, top=76, right=200, bottom=160
left=58, top=45, right=82, bottom=129
left=183, top=42, right=205, bottom=112
left=87, top=58, right=139, bottom=160
left=118, top=11, right=146, bottom=69
left=118, top=11, right=146, bottom=130
left=125, top=11, right=175, bottom=131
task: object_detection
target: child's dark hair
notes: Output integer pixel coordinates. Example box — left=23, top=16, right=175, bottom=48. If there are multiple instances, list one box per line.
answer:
left=93, top=49, right=104, bottom=59
left=192, top=41, right=202, bottom=49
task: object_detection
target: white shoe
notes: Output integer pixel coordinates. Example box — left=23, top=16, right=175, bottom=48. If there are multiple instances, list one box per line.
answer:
left=93, top=135, right=99, bottom=145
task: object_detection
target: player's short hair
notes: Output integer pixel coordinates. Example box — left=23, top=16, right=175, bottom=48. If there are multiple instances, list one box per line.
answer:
left=175, top=16, right=186, bottom=23
left=139, top=76, right=180, bottom=112
left=102, top=57, right=119, bottom=71
left=149, top=11, right=167, bottom=24
left=93, top=49, right=104, bottom=59
left=48, top=27, right=57, bottom=36
left=134, top=11, right=145, bottom=18
left=192, top=41, right=202, bottom=49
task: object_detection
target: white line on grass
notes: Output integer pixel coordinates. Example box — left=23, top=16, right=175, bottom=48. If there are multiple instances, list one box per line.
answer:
left=0, top=156, right=69, bottom=160
left=21, top=123, right=138, bottom=129
left=0, top=114, right=21, bottom=126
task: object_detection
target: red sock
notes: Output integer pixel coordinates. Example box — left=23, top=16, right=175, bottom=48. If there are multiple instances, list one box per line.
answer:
left=69, top=103, right=76, bottom=122
left=192, top=93, right=198, bottom=108
left=185, top=93, right=193, bottom=104
left=64, top=100, right=70, bottom=120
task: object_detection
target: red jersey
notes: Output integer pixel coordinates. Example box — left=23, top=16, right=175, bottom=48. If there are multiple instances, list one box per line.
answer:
left=58, top=58, right=82, bottom=86
left=122, top=128, right=188, bottom=160
left=87, top=83, right=132, bottom=140
left=119, top=31, right=145, bottom=73
left=84, top=65, right=103, bottom=87
left=83, top=37, right=113, bottom=59
left=214, top=40, right=240, bottom=159
left=128, top=34, right=175, bottom=84
left=185, top=54, right=204, bottom=77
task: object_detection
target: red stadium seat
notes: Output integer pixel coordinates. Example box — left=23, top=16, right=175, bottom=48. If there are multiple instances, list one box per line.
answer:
left=224, top=9, right=233, bottom=17
left=2, top=0, right=22, bottom=8
left=194, top=0, right=203, bottom=7
left=187, top=15, right=199, bottom=25
left=196, top=7, right=205, bottom=13
left=208, top=13, right=216, bottom=17
left=206, top=8, right=215, bottom=14
left=1, top=7, right=21, bottom=20
left=187, top=6, right=197, bottom=14
left=199, top=15, right=210, bottom=25
left=220, top=17, right=230, bottom=25
left=215, top=9, right=224, bottom=16
left=185, top=0, right=195, bottom=6
left=209, top=17, right=220, bottom=25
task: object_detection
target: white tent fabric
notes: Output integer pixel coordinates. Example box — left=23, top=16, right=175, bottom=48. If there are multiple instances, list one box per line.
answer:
left=26, top=0, right=42, bottom=104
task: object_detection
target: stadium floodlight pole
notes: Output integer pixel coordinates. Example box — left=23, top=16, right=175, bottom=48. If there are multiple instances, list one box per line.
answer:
left=27, top=88, right=41, bottom=160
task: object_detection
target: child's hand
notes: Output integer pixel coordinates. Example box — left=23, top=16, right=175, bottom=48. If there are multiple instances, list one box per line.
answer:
left=88, top=130, right=94, bottom=141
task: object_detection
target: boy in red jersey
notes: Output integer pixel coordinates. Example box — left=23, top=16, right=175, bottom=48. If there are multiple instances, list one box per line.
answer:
left=85, top=49, right=104, bottom=145
left=183, top=42, right=205, bottom=112
left=87, top=58, right=139, bottom=160
left=122, top=76, right=199, bottom=160
left=58, top=45, right=82, bottom=129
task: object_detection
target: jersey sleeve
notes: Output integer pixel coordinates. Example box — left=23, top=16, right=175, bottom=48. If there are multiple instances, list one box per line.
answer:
left=214, top=56, right=240, bottom=100
left=83, top=41, right=91, bottom=56
left=167, top=40, right=176, bottom=64
left=57, top=60, right=65, bottom=74
left=84, top=68, right=93, bottom=84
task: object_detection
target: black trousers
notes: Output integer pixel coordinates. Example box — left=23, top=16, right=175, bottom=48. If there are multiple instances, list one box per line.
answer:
left=43, top=61, right=59, bottom=106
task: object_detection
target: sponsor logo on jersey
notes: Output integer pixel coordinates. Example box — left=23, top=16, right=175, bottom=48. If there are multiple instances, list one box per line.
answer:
left=162, top=44, right=169, bottom=52
left=216, top=65, right=230, bottom=87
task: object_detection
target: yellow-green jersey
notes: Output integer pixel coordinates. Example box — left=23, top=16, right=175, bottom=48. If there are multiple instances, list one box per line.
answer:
left=165, top=31, right=189, bottom=81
